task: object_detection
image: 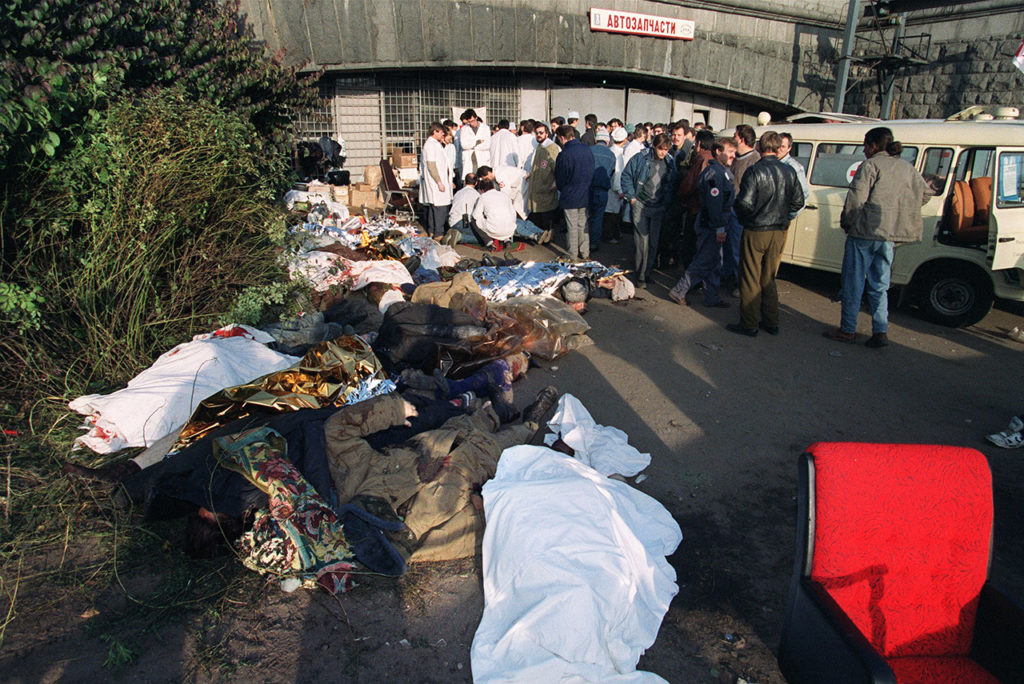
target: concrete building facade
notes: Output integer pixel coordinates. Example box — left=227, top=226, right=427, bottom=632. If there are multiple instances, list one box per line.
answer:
left=240, top=0, right=1024, bottom=178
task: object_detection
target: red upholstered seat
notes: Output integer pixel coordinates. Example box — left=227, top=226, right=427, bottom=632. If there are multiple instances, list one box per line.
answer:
left=779, top=443, right=1024, bottom=684
left=805, top=442, right=996, bottom=682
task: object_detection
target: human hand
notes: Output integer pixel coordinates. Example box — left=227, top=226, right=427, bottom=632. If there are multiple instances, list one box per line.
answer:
left=716, top=230, right=726, bottom=243
left=402, top=400, right=419, bottom=427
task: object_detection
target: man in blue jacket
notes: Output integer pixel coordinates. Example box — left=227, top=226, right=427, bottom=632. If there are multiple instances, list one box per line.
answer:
left=668, top=137, right=737, bottom=307
left=620, top=133, right=676, bottom=287
left=554, top=124, right=596, bottom=260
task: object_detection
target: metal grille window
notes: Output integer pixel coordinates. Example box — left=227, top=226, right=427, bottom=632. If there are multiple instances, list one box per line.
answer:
left=292, top=83, right=337, bottom=142
left=380, top=74, right=520, bottom=155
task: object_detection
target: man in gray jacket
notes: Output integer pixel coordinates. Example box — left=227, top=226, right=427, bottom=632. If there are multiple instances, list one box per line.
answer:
left=824, top=127, right=931, bottom=348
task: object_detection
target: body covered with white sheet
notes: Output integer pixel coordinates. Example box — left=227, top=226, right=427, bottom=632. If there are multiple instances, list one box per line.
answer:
left=471, top=445, right=682, bottom=683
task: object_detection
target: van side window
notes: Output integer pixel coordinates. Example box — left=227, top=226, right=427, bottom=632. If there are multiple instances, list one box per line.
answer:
left=997, top=152, right=1024, bottom=208
left=921, top=148, right=953, bottom=195
left=808, top=144, right=918, bottom=188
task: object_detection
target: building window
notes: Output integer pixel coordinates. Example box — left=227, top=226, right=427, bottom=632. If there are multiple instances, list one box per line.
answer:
left=380, top=73, right=521, bottom=155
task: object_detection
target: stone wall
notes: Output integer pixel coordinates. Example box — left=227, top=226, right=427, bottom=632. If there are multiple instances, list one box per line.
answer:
left=845, top=6, right=1024, bottom=119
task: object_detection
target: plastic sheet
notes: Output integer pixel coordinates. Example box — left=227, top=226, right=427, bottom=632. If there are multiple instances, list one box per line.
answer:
left=471, top=260, right=628, bottom=302
left=489, top=295, right=592, bottom=360
left=171, top=336, right=388, bottom=451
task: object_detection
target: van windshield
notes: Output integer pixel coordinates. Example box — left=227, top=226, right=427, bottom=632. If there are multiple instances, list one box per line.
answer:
left=809, top=144, right=919, bottom=188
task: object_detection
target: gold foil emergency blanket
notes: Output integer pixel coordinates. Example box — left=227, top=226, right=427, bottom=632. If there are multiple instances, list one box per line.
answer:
left=172, top=336, right=385, bottom=451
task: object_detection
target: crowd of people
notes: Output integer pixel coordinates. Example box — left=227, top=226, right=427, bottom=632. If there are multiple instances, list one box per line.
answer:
left=422, top=110, right=932, bottom=344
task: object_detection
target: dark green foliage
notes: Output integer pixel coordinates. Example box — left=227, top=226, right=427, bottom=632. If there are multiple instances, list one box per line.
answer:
left=5, top=90, right=291, bottom=389
left=0, top=0, right=317, bottom=166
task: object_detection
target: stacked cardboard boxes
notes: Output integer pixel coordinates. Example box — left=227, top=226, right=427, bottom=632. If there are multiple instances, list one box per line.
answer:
left=390, top=150, right=419, bottom=188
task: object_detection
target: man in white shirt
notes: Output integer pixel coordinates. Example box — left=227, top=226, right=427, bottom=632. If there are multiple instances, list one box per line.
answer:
left=472, top=178, right=517, bottom=249
left=517, top=120, right=539, bottom=173
left=418, top=121, right=453, bottom=239
left=444, top=173, right=480, bottom=246
left=458, top=108, right=490, bottom=174
left=603, top=126, right=629, bottom=244
left=476, top=165, right=547, bottom=244
left=490, top=119, right=518, bottom=168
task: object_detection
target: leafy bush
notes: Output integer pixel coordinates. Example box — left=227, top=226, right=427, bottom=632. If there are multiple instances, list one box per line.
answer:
left=0, top=0, right=317, bottom=168
left=3, top=90, right=292, bottom=391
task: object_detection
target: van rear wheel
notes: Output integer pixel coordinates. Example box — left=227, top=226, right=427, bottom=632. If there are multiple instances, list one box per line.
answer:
left=913, top=262, right=993, bottom=327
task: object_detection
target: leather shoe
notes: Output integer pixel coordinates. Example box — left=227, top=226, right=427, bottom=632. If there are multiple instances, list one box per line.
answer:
left=726, top=323, right=758, bottom=337
left=865, top=332, right=889, bottom=348
left=668, top=289, right=687, bottom=305
left=759, top=322, right=779, bottom=335
left=823, top=327, right=856, bottom=343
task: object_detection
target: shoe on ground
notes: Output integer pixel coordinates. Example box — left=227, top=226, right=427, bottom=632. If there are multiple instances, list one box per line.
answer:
left=865, top=332, right=889, bottom=348
left=726, top=323, right=758, bottom=337
left=637, top=280, right=647, bottom=289
left=758, top=322, right=779, bottom=335
left=441, top=228, right=461, bottom=247
left=823, top=327, right=856, bottom=343
left=706, top=300, right=730, bottom=309
left=986, top=429, right=1024, bottom=449
left=608, top=238, right=620, bottom=245
left=523, top=385, right=559, bottom=426
left=590, top=245, right=600, bottom=253
left=668, top=289, right=687, bottom=305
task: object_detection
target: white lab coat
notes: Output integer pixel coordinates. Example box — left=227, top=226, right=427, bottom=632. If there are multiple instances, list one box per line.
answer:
left=493, top=165, right=529, bottom=220
left=459, top=123, right=491, bottom=174
left=419, top=137, right=453, bottom=206
left=517, top=134, right=538, bottom=172
left=449, top=186, right=480, bottom=226
left=623, top=139, right=645, bottom=166
left=490, top=128, right=518, bottom=168
left=472, top=189, right=516, bottom=241
left=606, top=144, right=626, bottom=213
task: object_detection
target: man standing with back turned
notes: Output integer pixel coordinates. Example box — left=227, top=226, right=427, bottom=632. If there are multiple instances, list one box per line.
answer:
left=824, top=126, right=931, bottom=348
left=726, top=131, right=803, bottom=337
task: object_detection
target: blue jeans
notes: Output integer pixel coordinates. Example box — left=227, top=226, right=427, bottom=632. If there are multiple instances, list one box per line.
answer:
left=721, top=210, right=743, bottom=280
left=515, top=217, right=544, bottom=241
left=840, top=236, right=894, bottom=334
left=451, top=219, right=479, bottom=245
left=452, top=218, right=542, bottom=244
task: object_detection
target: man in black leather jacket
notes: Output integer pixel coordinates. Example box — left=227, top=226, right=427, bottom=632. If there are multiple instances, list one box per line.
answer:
left=726, top=131, right=804, bottom=337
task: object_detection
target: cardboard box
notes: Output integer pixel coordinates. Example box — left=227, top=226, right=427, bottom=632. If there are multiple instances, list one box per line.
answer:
left=391, top=150, right=418, bottom=169
left=397, top=167, right=418, bottom=184
left=349, top=186, right=380, bottom=208
left=330, top=185, right=349, bottom=204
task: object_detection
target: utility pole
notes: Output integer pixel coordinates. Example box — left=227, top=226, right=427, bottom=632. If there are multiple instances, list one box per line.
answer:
left=834, top=0, right=862, bottom=113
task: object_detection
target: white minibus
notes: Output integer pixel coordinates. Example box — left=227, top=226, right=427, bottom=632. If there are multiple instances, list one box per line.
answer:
left=758, top=110, right=1024, bottom=326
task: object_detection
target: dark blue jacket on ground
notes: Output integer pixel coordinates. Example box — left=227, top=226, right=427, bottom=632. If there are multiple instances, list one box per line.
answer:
left=554, top=138, right=596, bottom=209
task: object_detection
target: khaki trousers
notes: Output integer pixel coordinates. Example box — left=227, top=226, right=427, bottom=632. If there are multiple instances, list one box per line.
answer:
left=739, top=229, right=787, bottom=330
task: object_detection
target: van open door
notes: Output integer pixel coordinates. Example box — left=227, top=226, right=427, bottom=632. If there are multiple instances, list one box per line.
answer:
left=991, top=148, right=1024, bottom=270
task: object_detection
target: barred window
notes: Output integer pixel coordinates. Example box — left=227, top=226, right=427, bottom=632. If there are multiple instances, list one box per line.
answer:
left=380, top=73, right=520, bottom=155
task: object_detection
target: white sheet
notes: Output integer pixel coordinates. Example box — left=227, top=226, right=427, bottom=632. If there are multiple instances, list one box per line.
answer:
left=69, top=336, right=299, bottom=453
left=471, top=446, right=682, bottom=683
left=543, top=393, right=652, bottom=477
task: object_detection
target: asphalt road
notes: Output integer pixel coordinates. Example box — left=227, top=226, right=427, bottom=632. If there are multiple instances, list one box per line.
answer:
left=507, top=236, right=1024, bottom=681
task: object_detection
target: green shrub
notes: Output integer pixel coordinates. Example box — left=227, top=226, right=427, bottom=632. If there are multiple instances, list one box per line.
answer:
left=3, top=90, right=292, bottom=392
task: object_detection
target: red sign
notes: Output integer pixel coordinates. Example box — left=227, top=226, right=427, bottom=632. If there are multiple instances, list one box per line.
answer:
left=590, top=8, right=694, bottom=41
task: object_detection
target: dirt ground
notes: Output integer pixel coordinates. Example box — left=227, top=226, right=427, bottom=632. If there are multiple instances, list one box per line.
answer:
left=4, top=236, right=1024, bottom=683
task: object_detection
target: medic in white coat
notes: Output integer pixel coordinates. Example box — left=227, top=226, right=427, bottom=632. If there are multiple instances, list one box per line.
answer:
left=458, top=108, right=491, bottom=174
